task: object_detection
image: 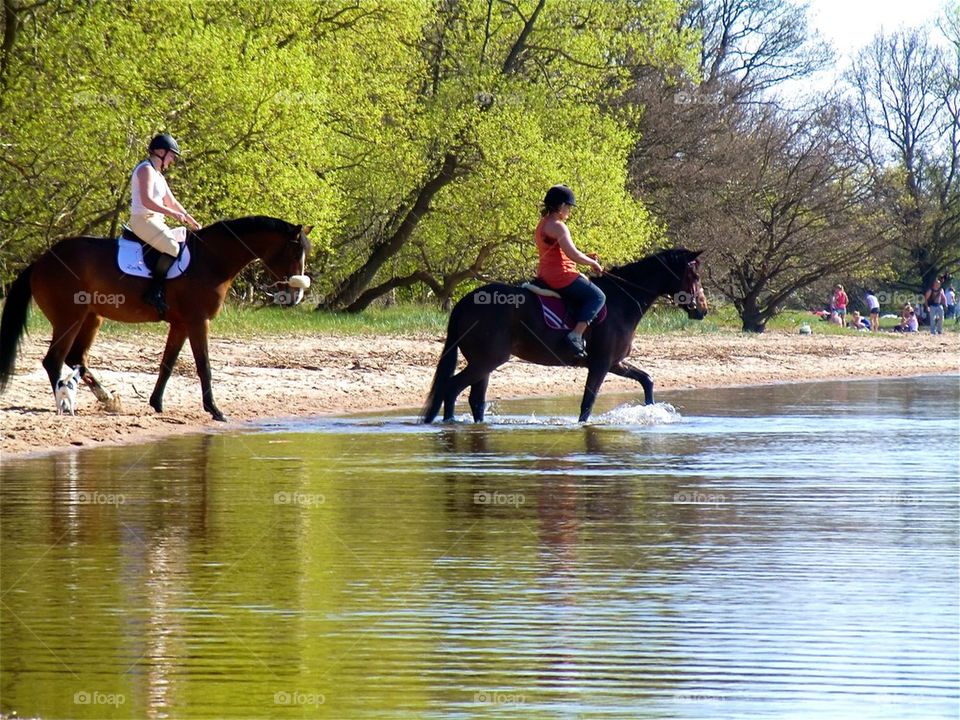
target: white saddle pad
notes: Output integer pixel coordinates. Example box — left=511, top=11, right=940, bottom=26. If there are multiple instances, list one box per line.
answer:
left=117, top=232, right=190, bottom=280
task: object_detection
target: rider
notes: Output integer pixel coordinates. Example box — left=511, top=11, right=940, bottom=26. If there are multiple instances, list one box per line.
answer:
left=128, top=133, right=200, bottom=317
left=535, top=184, right=605, bottom=358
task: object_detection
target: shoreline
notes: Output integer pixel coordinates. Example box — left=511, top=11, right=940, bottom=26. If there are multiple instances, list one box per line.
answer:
left=2, top=329, right=957, bottom=461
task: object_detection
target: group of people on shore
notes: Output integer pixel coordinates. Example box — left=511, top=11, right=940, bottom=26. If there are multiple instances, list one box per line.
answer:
left=822, top=282, right=956, bottom=334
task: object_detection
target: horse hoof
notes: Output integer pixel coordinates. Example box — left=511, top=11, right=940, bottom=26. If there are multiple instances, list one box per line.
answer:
left=211, top=411, right=227, bottom=422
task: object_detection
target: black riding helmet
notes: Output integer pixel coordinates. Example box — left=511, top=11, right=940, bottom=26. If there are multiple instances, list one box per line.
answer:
left=543, top=184, right=576, bottom=210
left=148, top=133, right=181, bottom=157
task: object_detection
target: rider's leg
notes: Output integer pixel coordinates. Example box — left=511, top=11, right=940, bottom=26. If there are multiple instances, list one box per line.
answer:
left=128, top=213, right=181, bottom=319
left=143, top=253, right=176, bottom=317
left=558, top=276, right=605, bottom=355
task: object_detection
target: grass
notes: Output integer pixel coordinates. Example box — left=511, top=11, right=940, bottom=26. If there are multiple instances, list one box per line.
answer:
left=22, top=302, right=451, bottom=340
left=18, top=298, right=957, bottom=340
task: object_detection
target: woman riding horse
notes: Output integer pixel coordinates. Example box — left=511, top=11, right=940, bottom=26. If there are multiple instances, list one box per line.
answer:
left=422, top=246, right=708, bottom=424
left=128, top=133, right=201, bottom=318
left=535, top=185, right=605, bottom=358
left=0, top=216, right=312, bottom=420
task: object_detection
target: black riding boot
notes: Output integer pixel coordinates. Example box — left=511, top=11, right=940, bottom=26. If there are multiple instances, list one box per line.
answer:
left=143, top=253, right=176, bottom=318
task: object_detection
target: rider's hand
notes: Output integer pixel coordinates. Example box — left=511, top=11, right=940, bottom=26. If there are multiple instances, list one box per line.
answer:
left=185, top=214, right=201, bottom=230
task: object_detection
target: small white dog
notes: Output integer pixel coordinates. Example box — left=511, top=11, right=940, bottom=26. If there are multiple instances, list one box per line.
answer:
left=55, top=366, right=83, bottom=416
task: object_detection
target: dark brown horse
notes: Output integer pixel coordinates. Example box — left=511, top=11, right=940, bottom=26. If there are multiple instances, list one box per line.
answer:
left=422, top=248, right=708, bottom=424
left=0, top=216, right=311, bottom=420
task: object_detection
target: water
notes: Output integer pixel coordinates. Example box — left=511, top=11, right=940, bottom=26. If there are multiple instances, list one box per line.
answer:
left=1, top=376, right=957, bottom=719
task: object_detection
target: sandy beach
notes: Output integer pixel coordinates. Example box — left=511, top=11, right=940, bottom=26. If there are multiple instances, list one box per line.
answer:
left=1, top=327, right=957, bottom=459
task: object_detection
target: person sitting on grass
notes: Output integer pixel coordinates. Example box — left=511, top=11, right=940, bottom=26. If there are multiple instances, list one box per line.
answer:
left=894, top=304, right=918, bottom=333
left=849, top=311, right=868, bottom=330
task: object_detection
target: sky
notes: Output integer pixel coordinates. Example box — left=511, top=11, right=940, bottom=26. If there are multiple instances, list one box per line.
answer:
left=805, top=0, right=949, bottom=58
left=774, top=0, right=951, bottom=99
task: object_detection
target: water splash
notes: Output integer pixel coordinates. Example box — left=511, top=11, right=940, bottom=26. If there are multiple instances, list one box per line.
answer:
left=478, top=401, right=683, bottom=427
left=592, top=401, right=683, bottom=426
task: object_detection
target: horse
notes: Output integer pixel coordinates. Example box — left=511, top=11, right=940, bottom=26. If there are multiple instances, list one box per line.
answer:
left=421, top=248, right=708, bottom=424
left=0, top=216, right=312, bottom=421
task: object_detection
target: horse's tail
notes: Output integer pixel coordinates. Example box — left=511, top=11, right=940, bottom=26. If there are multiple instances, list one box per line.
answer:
left=421, top=310, right=461, bottom=424
left=0, top=264, right=33, bottom=392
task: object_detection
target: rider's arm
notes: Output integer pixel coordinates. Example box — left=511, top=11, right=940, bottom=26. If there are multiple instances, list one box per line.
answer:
left=162, top=187, right=201, bottom=230
left=556, top=224, right=603, bottom=273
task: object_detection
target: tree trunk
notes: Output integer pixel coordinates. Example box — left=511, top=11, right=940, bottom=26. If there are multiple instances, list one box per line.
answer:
left=319, top=152, right=460, bottom=311
left=343, top=271, right=433, bottom=314
left=739, top=295, right=767, bottom=333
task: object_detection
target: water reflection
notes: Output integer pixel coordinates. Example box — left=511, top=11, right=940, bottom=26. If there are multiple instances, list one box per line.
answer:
left=1, top=376, right=957, bottom=718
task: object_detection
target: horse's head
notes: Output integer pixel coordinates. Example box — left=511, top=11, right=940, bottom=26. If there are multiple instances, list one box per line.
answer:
left=261, top=224, right=313, bottom=306
left=676, top=250, right=708, bottom=320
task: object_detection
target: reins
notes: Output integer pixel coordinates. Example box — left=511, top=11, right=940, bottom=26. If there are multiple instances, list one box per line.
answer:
left=597, top=269, right=653, bottom=315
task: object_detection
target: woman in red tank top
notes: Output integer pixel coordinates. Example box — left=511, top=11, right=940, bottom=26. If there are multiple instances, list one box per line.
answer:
left=535, top=185, right=605, bottom=358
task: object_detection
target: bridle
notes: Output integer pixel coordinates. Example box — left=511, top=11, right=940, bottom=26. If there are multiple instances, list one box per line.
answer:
left=258, top=231, right=311, bottom=302
left=601, top=258, right=706, bottom=313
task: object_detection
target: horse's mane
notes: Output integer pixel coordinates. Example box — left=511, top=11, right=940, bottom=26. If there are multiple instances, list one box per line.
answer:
left=608, top=247, right=694, bottom=279
left=196, top=215, right=300, bottom=238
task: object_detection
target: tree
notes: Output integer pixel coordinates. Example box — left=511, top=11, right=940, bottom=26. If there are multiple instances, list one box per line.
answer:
left=1, top=0, right=697, bottom=309
left=688, top=105, right=894, bottom=331
left=627, top=0, right=844, bottom=331
left=0, top=0, right=349, bottom=284
left=845, top=22, right=960, bottom=291
left=316, top=0, right=699, bottom=311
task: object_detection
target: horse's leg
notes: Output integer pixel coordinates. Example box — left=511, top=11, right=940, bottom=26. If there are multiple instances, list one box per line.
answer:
left=468, top=376, right=490, bottom=422
left=64, top=314, right=115, bottom=406
left=442, top=364, right=490, bottom=422
left=578, top=365, right=610, bottom=422
left=41, top=319, right=86, bottom=394
left=150, top=323, right=188, bottom=413
left=187, top=320, right=226, bottom=421
left=610, top=361, right=654, bottom=405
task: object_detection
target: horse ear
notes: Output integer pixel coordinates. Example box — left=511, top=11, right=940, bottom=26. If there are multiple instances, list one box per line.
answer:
left=690, top=250, right=703, bottom=259
left=301, top=225, right=314, bottom=236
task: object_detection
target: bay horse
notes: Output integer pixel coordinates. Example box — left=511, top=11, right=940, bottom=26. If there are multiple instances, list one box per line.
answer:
left=0, top=216, right=312, bottom=421
left=422, top=248, right=708, bottom=424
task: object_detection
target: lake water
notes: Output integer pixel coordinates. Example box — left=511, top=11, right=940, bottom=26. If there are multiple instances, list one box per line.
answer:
left=1, top=376, right=958, bottom=719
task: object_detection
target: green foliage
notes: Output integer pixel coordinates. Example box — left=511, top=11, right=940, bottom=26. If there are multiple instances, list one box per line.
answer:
left=1, top=0, right=697, bottom=306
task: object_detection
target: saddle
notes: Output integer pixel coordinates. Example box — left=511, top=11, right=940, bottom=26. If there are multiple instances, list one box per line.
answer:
left=521, top=278, right=607, bottom=331
left=117, top=225, right=190, bottom=279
